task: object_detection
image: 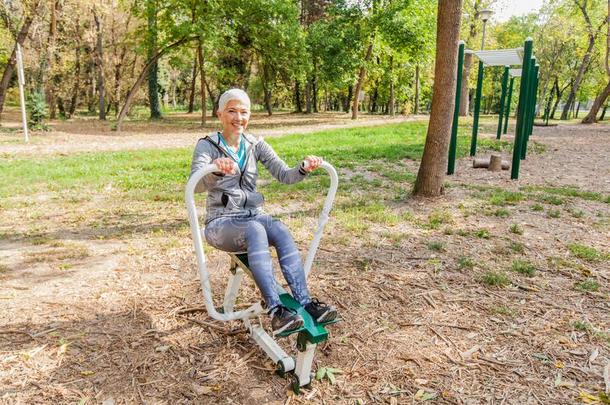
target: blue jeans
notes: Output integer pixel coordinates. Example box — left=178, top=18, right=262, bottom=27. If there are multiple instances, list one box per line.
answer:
left=204, top=214, right=311, bottom=310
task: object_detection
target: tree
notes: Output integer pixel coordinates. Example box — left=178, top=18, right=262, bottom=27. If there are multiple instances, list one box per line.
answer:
left=0, top=0, right=41, bottom=120
left=146, top=0, right=161, bottom=119
left=560, top=0, right=606, bottom=120
left=413, top=0, right=463, bottom=197
left=582, top=0, right=610, bottom=123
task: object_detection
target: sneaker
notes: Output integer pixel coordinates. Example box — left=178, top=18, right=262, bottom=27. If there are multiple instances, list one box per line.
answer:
left=269, top=305, right=304, bottom=334
left=304, top=298, right=338, bottom=323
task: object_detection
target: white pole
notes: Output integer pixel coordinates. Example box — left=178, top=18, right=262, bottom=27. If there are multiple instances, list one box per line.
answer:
left=16, top=43, right=29, bottom=143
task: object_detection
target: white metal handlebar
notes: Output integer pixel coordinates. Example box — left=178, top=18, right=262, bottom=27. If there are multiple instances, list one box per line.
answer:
left=185, top=161, right=339, bottom=322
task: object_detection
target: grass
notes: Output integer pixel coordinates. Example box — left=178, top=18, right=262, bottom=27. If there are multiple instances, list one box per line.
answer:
left=457, top=256, right=475, bottom=270
left=0, top=121, right=519, bottom=200
left=488, top=191, right=525, bottom=206
left=574, top=279, right=600, bottom=292
left=509, top=223, right=523, bottom=235
left=474, top=229, right=491, bottom=239
left=426, top=241, right=446, bottom=252
left=568, top=243, right=608, bottom=262
left=531, top=203, right=544, bottom=211
left=508, top=241, right=525, bottom=254
left=521, top=185, right=609, bottom=204
left=511, top=259, right=536, bottom=277
left=482, top=271, right=511, bottom=287
left=425, top=209, right=454, bottom=230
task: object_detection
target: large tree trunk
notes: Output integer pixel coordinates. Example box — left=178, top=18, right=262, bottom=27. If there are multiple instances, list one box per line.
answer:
left=114, top=36, right=194, bottom=131
left=459, top=53, right=473, bottom=116
left=305, top=80, right=312, bottom=114
left=147, top=0, right=161, bottom=119
left=0, top=1, right=40, bottom=120
left=351, top=40, right=374, bottom=120
left=413, top=0, right=463, bottom=197
left=582, top=80, right=610, bottom=123
left=93, top=10, right=106, bottom=120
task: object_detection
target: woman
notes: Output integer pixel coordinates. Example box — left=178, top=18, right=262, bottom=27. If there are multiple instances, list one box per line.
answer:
left=190, top=88, right=337, bottom=334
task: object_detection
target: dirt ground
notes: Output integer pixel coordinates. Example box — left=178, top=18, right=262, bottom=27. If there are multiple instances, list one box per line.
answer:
left=1, top=112, right=609, bottom=405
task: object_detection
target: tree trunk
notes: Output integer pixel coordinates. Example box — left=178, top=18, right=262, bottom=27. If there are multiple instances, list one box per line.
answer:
left=294, top=80, right=302, bottom=113
left=459, top=53, right=472, bottom=116
left=413, top=0, right=463, bottom=197
left=93, top=10, right=106, bottom=120
left=197, top=42, right=207, bottom=124
left=305, top=80, right=312, bottom=113
left=187, top=55, right=198, bottom=113
left=582, top=79, right=610, bottom=123
left=206, top=81, right=218, bottom=116
left=115, top=36, right=194, bottom=131
left=351, top=40, right=374, bottom=120
left=68, top=42, right=82, bottom=118
left=601, top=104, right=608, bottom=120
left=561, top=5, right=603, bottom=120
left=414, top=64, right=420, bottom=114
left=46, top=0, right=59, bottom=119
left=0, top=1, right=40, bottom=120
left=344, top=85, right=352, bottom=112
left=147, top=0, right=161, bottom=119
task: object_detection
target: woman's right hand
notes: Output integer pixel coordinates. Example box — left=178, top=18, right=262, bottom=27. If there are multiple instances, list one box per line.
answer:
left=213, top=157, right=236, bottom=175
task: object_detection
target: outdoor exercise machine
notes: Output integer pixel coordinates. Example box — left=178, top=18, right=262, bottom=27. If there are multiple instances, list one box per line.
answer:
left=447, top=38, right=540, bottom=180
left=185, top=161, right=339, bottom=393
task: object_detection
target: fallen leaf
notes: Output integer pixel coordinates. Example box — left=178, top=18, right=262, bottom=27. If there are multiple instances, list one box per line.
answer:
left=192, top=384, right=213, bottom=395
left=155, top=345, right=171, bottom=353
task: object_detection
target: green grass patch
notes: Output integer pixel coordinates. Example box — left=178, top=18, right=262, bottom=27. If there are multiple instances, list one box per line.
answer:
left=509, top=241, right=525, bottom=254
left=547, top=209, right=561, bottom=218
left=511, top=259, right=536, bottom=277
left=538, top=194, right=565, bottom=206
left=492, top=208, right=510, bottom=218
left=531, top=203, right=544, bottom=211
left=457, top=256, right=475, bottom=270
left=574, top=279, right=600, bottom=292
left=488, top=190, right=525, bottom=206
left=521, top=185, right=608, bottom=203
left=426, top=241, right=446, bottom=252
left=425, top=209, right=454, bottom=230
left=482, top=271, right=511, bottom=287
left=0, top=121, right=526, bottom=201
left=474, top=229, right=491, bottom=239
left=568, top=243, right=608, bottom=262
left=509, top=223, right=523, bottom=235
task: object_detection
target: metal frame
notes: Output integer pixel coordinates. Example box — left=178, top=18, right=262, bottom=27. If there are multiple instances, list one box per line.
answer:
left=185, top=161, right=339, bottom=390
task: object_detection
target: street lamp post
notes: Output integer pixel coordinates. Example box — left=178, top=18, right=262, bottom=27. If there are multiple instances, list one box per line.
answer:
left=476, top=9, right=493, bottom=50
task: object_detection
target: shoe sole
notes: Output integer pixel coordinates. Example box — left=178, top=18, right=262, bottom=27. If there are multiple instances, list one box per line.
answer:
left=273, top=318, right=304, bottom=335
left=315, top=309, right=338, bottom=323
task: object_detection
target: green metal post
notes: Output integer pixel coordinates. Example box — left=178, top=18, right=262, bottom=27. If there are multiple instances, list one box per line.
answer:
left=448, top=41, right=465, bottom=175
left=496, top=66, right=509, bottom=139
left=503, top=76, right=514, bottom=134
left=511, top=38, right=533, bottom=180
left=521, top=59, right=537, bottom=160
left=470, top=61, right=485, bottom=156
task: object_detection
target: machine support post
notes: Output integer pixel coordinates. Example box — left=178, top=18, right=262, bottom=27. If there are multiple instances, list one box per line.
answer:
left=448, top=41, right=465, bottom=175
left=496, top=66, right=509, bottom=139
left=470, top=60, right=485, bottom=156
left=511, top=38, right=533, bottom=180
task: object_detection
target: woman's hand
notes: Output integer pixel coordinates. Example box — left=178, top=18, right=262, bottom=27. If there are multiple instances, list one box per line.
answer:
left=213, top=157, right=236, bottom=175
left=302, top=156, right=323, bottom=172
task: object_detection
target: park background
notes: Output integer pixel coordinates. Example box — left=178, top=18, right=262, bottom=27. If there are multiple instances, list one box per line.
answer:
left=1, top=0, right=610, bottom=404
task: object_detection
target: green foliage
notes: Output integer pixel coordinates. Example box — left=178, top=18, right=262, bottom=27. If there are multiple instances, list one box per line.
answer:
left=27, top=90, right=49, bottom=130
left=489, top=191, right=524, bottom=206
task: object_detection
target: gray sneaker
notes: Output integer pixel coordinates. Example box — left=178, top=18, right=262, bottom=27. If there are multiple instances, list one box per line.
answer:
left=304, top=298, right=338, bottom=323
left=269, top=305, right=304, bottom=334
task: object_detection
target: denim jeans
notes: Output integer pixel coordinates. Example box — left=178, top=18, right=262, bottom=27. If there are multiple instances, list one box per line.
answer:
left=204, top=214, right=311, bottom=310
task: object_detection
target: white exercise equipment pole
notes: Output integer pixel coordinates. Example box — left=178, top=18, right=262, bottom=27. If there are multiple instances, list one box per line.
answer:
left=16, top=43, right=29, bottom=143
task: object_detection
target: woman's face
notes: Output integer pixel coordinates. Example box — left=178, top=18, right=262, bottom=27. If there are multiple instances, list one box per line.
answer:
left=217, top=99, right=250, bottom=137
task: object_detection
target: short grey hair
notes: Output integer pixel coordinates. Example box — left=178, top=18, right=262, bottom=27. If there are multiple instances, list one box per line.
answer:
left=218, top=88, right=251, bottom=112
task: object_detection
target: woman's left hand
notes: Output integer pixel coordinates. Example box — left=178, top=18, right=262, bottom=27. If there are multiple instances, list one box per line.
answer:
left=303, top=156, right=323, bottom=172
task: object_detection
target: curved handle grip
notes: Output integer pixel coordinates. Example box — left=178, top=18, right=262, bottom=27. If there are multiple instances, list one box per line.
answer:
left=185, top=164, right=263, bottom=322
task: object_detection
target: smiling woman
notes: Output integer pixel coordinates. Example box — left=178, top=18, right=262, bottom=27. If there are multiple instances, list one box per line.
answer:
left=189, top=88, right=337, bottom=334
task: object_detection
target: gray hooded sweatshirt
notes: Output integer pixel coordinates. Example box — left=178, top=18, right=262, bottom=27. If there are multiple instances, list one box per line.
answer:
left=190, top=132, right=307, bottom=224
